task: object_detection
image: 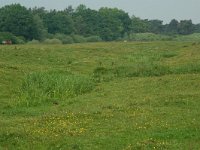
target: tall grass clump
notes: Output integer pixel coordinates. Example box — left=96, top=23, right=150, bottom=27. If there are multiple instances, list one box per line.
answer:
left=92, top=63, right=171, bottom=82
left=92, top=67, right=115, bottom=82
left=171, top=63, right=200, bottom=74
left=113, top=64, right=171, bottom=77
left=92, top=63, right=200, bottom=83
left=16, top=72, right=95, bottom=107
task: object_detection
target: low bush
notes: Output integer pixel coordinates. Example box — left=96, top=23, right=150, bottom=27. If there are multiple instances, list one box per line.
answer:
left=71, top=35, right=86, bottom=43
left=86, top=36, right=102, bottom=42
left=61, top=36, right=74, bottom=44
left=54, top=33, right=74, bottom=44
left=27, top=39, right=40, bottom=44
left=16, top=37, right=26, bottom=44
left=43, top=38, right=62, bottom=44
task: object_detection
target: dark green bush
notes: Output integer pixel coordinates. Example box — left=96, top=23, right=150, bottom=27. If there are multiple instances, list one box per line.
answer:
left=71, top=34, right=86, bottom=43
left=43, top=38, right=62, bottom=44
left=27, top=39, right=40, bottom=44
left=62, top=36, right=74, bottom=44
left=54, top=33, right=74, bottom=44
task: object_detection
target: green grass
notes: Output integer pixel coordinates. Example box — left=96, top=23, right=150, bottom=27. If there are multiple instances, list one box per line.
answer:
left=0, top=41, right=200, bottom=149
left=15, top=71, right=95, bottom=107
left=129, top=33, right=200, bottom=42
left=129, top=33, right=173, bottom=41
left=175, top=33, right=200, bottom=42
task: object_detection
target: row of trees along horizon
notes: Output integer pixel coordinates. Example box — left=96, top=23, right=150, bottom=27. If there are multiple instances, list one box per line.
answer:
left=0, top=4, right=200, bottom=44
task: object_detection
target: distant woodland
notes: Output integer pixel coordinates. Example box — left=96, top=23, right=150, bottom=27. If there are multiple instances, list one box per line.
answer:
left=0, top=4, right=200, bottom=44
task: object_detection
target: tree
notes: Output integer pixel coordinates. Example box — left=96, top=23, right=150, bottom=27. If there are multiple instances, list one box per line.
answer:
left=73, top=15, right=87, bottom=35
left=165, top=19, right=179, bottom=34
left=73, top=5, right=100, bottom=36
left=115, top=9, right=132, bottom=36
left=32, top=15, right=48, bottom=40
left=64, top=5, right=74, bottom=16
left=1, top=4, right=199, bottom=42
left=148, top=19, right=164, bottom=34
left=194, top=24, right=200, bottom=33
left=30, top=7, right=47, bottom=19
left=178, top=20, right=194, bottom=35
left=0, top=4, right=38, bottom=40
left=98, top=7, right=131, bottom=41
left=44, top=10, right=74, bottom=34
left=131, top=16, right=149, bottom=33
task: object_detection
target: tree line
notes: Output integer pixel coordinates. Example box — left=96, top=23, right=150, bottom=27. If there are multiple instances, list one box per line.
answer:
left=0, top=4, right=200, bottom=43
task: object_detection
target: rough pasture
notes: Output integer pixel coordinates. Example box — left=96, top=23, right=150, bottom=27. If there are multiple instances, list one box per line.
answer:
left=0, top=41, right=200, bottom=149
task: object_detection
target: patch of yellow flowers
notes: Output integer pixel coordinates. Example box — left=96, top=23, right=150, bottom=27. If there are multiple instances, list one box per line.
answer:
left=24, top=112, right=90, bottom=138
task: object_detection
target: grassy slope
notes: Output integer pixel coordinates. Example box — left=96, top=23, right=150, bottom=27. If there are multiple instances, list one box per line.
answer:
left=0, top=41, right=200, bottom=149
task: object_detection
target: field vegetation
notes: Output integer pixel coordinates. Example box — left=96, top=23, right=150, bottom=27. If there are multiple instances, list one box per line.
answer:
left=0, top=41, right=200, bottom=149
left=1, top=4, right=200, bottom=44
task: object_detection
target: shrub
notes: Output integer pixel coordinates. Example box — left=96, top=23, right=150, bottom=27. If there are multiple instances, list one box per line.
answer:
left=45, top=33, right=54, bottom=39
left=43, top=38, right=62, bottom=44
left=86, top=36, right=102, bottom=42
left=27, top=39, right=40, bottom=44
left=16, top=72, right=95, bottom=107
left=54, top=33, right=74, bottom=44
left=71, top=35, right=86, bottom=43
left=16, top=37, right=26, bottom=44
left=61, top=36, right=74, bottom=44
left=92, top=67, right=115, bottom=82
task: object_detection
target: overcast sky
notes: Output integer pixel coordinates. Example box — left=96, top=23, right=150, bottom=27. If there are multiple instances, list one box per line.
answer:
left=1, top=0, right=200, bottom=24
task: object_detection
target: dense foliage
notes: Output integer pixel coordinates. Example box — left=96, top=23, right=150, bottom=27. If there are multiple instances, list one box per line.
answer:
left=0, top=4, right=200, bottom=43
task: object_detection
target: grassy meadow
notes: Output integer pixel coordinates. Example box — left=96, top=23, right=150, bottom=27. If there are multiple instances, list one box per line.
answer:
left=0, top=41, right=200, bottom=149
